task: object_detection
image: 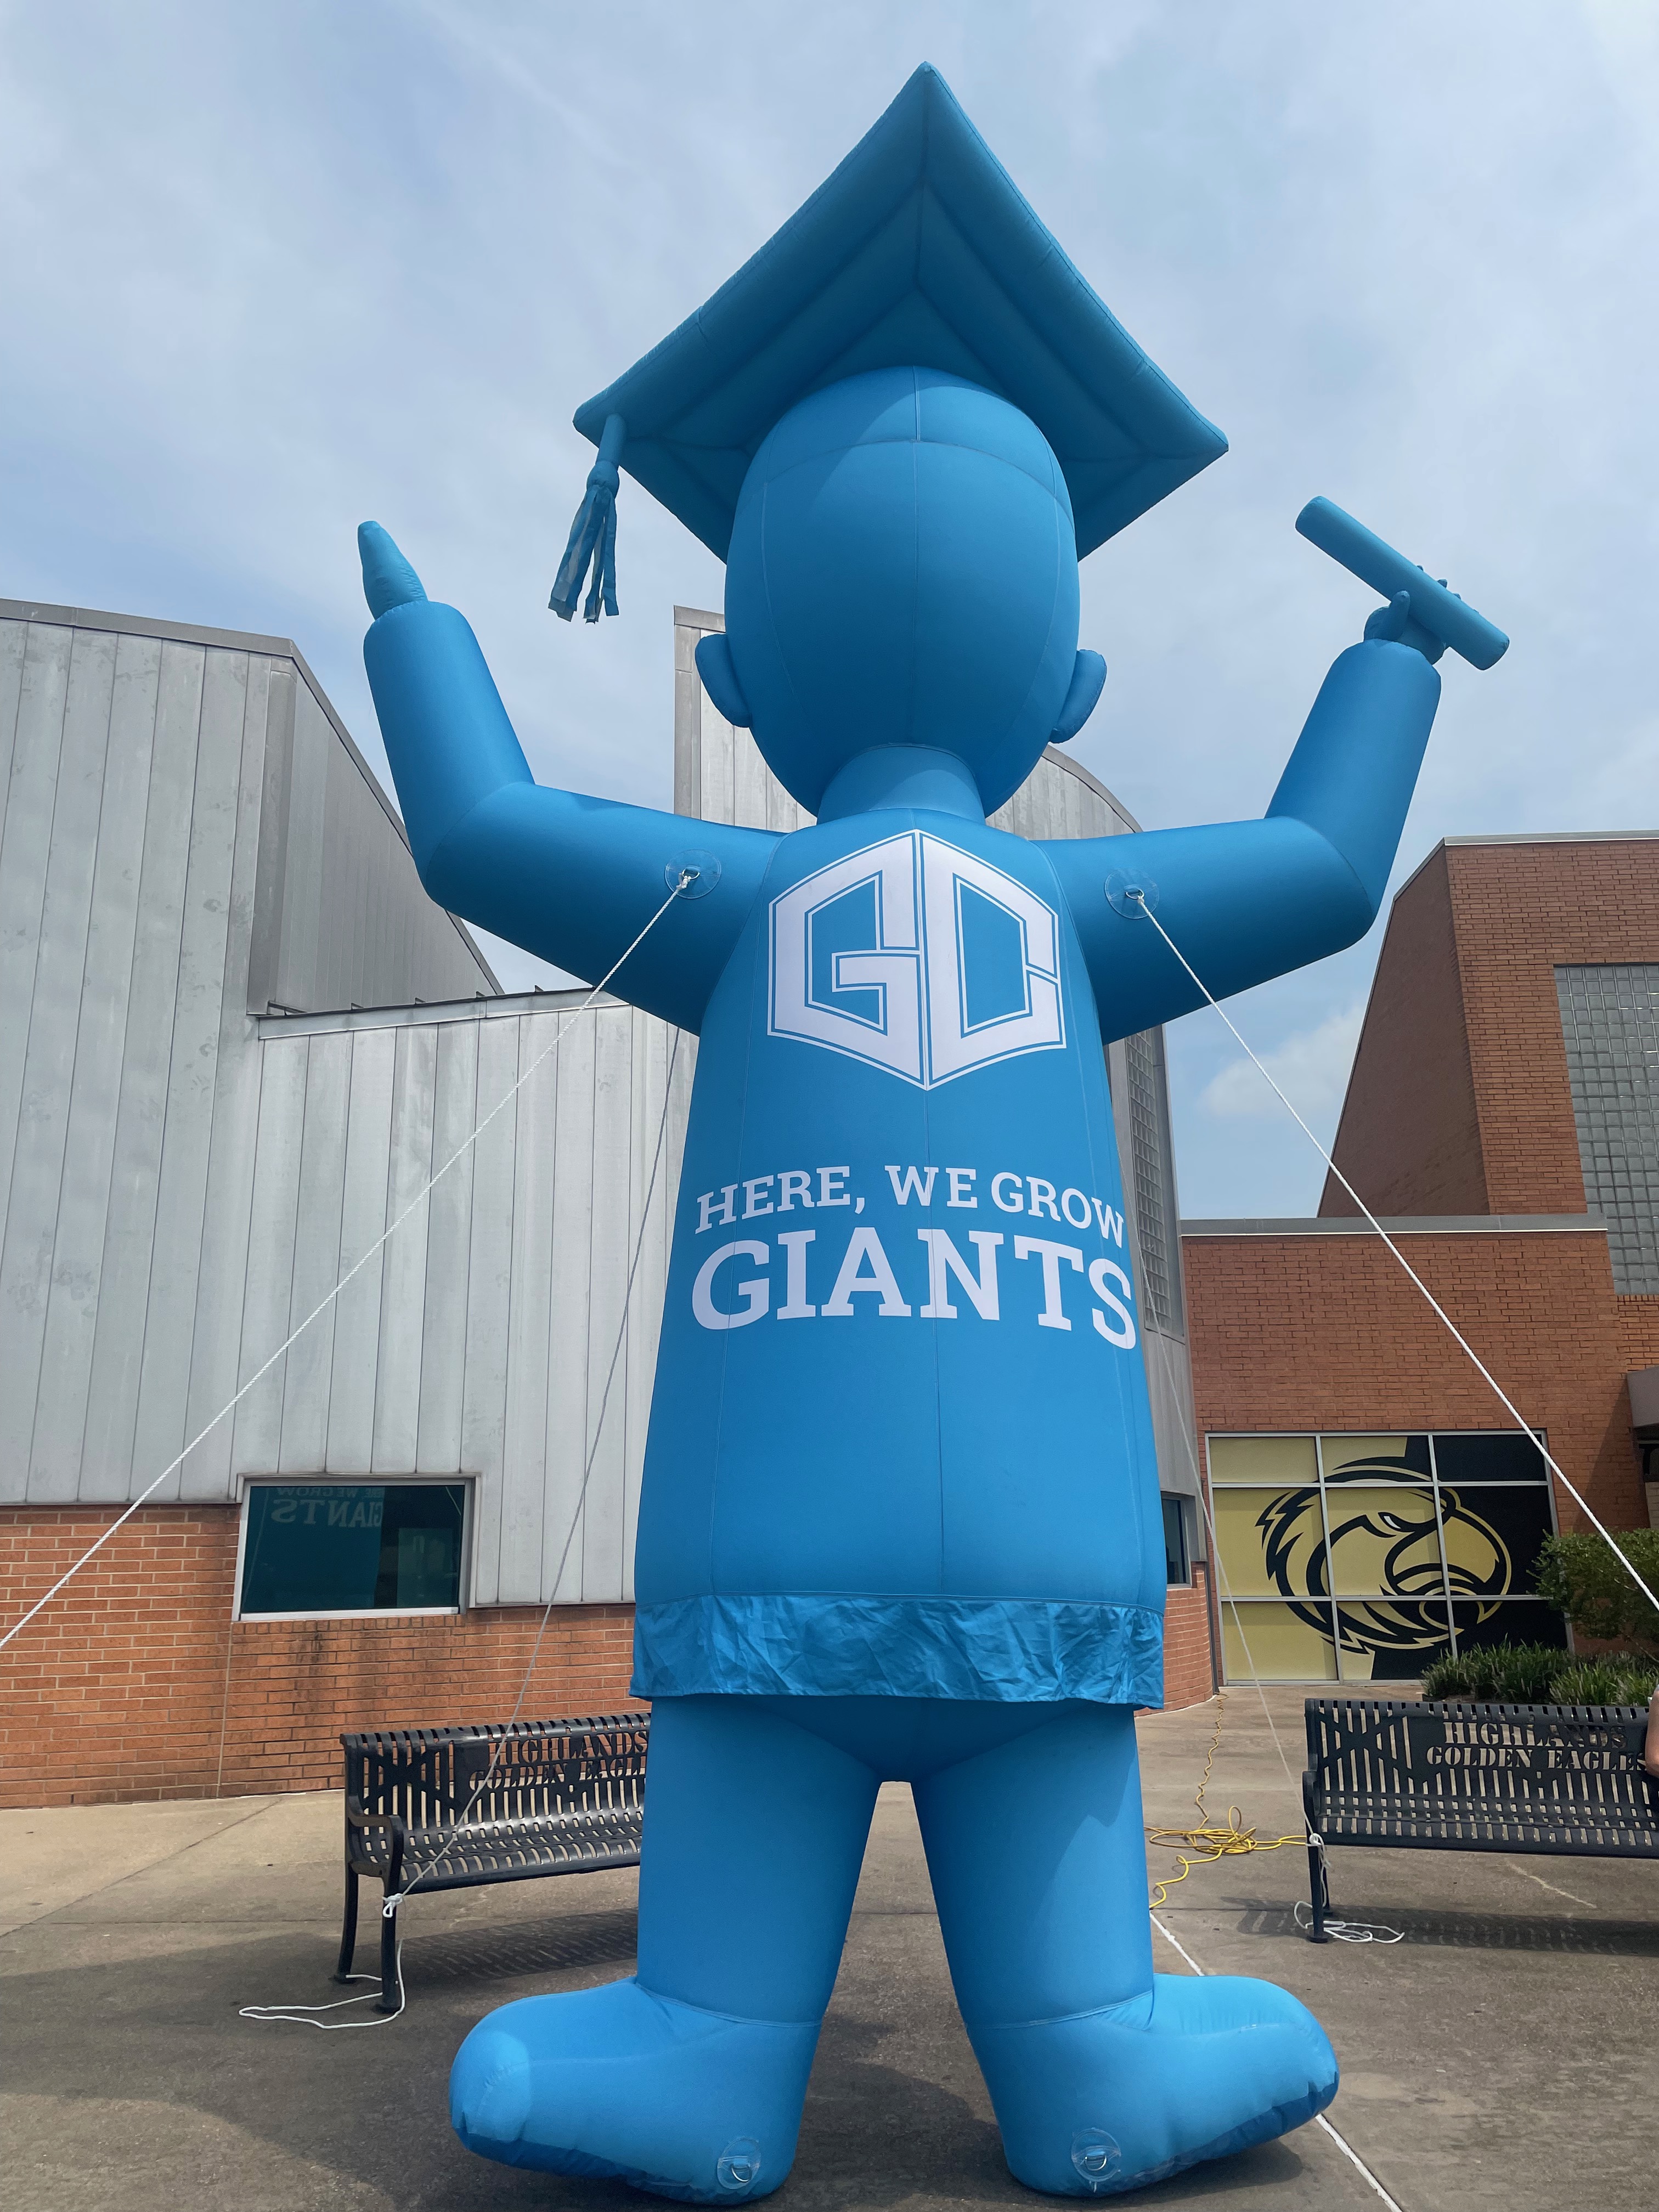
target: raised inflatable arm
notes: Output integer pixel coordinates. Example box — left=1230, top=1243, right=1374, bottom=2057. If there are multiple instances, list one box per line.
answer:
left=1044, top=634, right=1441, bottom=1041
left=359, top=525, right=778, bottom=1032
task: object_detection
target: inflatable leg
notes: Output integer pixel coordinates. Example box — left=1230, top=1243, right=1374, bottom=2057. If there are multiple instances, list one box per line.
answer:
left=450, top=1695, right=879, bottom=2202
left=914, top=1702, right=1337, bottom=2196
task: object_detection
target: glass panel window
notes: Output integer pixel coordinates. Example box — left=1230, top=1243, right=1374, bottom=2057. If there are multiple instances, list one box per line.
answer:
left=1555, top=963, right=1659, bottom=1294
left=1320, top=1483, right=1444, bottom=1598
left=1161, top=1494, right=1190, bottom=1585
left=1431, top=1432, right=1549, bottom=1484
left=1320, top=1434, right=1432, bottom=1483
left=1208, top=1435, right=1318, bottom=1486
left=1212, top=1487, right=1322, bottom=1598
left=1335, top=1601, right=1451, bottom=1682
left=1222, top=1601, right=1338, bottom=1682
left=1207, top=1429, right=1560, bottom=1681
left=1438, top=1483, right=1554, bottom=1600
left=240, top=1482, right=467, bottom=1616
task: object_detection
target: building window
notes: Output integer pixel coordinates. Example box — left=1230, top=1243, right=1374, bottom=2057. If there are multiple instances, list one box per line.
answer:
left=1206, top=1432, right=1562, bottom=1683
left=1123, top=1026, right=1182, bottom=1331
left=1555, top=963, right=1659, bottom=1294
left=1162, top=1494, right=1192, bottom=1585
left=238, top=1482, right=468, bottom=1618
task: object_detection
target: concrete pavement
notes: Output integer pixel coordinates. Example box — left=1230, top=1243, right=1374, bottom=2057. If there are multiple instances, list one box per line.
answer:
left=1, top=1688, right=1653, bottom=2211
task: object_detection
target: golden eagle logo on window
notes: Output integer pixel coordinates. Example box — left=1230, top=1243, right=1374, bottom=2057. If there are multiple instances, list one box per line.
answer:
left=1259, top=1463, right=1511, bottom=1666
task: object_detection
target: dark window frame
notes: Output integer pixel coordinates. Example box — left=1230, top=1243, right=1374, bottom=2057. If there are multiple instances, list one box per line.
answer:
left=1161, top=1492, right=1194, bottom=1587
left=233, top=1476, right=474, bottom=1621
left=1206, top=1430, right=1560, bottom=1684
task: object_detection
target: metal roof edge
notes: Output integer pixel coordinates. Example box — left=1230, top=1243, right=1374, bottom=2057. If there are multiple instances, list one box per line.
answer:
left=1180, top=1212, right=1608, bottom=1238
left=1390, top=828, right=1659, bottom=914
left=1, top=594, right=302, bottom=657
left=1440, top=830, right=1659, bottom=847
left=258, top=985, right=623, bottom=1038
left=1040, top=746, right=1140, bottom=832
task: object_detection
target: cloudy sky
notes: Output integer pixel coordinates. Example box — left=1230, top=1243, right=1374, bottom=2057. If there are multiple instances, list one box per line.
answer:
left=3, top=2, right=1654, bottom=1216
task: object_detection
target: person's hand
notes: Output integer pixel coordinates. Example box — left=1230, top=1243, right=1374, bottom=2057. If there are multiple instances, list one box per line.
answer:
left=358, top=522, right=428, bottom=619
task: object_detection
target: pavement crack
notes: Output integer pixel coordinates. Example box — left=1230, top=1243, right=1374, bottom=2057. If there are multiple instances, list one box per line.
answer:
left=1505, top=1860, right=1595, bottom=1910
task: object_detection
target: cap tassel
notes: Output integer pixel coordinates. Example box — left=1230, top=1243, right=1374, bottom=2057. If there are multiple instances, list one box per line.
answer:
left=550, top=413, right=627, bottom=622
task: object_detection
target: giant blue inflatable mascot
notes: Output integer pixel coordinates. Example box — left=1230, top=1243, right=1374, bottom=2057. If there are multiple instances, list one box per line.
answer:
left=358, top=67, right=1504, bottom=2202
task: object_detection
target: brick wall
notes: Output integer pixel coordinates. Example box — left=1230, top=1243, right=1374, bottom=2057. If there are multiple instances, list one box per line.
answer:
left=1, top=1504, right=637, bottom=1808
left=1183, top=1224, right=1648, bottom=1553
left=1163, top=1566, right=1217, bottom=1708
left=1325, top=837, right=1659, bottom=1220
left=1448, top=840, right=1659, bottom=1216
left=5, top=1494, right=1220, bottom=1805
left=1322, top=847, right=1486, bottom=1216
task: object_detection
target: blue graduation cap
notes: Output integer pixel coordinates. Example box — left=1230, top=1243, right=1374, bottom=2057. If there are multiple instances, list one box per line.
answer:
left=550, top=64, right=1226, bottom=620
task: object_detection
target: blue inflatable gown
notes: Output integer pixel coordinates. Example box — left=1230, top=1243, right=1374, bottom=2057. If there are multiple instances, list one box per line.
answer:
left=358, top=68, right=1466, bottom=2201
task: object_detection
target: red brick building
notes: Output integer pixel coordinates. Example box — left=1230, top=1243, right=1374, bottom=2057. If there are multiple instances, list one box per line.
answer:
left=1183, top=833, right=1659, bottom=1685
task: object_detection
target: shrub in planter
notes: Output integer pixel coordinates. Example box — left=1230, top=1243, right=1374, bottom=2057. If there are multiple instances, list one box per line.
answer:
left=1419, top=1642, right=1564, bottom=1702
left=1547, top=1655, right=1658, bottom=1707
left=1534, top=1530, right=1659, bottom=1653
left=1419, top=1640, right=1658, bottom=1706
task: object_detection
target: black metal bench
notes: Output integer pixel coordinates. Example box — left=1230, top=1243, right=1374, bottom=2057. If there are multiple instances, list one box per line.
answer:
left=1302, top=1697, right=1657, bottom=1942
left=337, top=1711, right=649, bottom=2008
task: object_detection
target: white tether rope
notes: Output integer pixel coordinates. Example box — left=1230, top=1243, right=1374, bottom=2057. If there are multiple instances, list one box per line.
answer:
left=1126, top=886, right=1659, bottom=1622
left=1140, top=1264, right=1403, bottom=1943
left=0, top=878, right=692, bottom=1655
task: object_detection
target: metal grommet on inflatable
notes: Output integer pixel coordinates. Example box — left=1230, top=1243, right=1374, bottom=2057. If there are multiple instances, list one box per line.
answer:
left=716, top=2137, right=763, bottom=2193
left=1104, top=870, right=1158, bottom=919
left=1070, top=2129, right=1123, bottom=2190
left=668, top=850, right=723, bottom=899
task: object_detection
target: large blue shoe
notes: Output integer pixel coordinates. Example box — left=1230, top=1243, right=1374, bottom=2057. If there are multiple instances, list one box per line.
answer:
left=969, top=1972, right=1339, bottom=2195
left=449, top=1977, right=819, bottom=2202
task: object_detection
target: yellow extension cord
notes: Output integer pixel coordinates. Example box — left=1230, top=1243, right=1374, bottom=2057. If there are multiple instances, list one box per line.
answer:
left=1145, top=1693, right=1304, bottom=1909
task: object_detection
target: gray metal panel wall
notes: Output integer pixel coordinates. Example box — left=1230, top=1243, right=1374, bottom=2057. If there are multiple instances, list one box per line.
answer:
left=3, top=597, right=499, bottom=1021
left=224, top=993, right=687, bottom=1604
left=0, top=603, right=498, bottom=1517
left=247, top=647, right=497, bottom=1013
left=0, top=613, right=270, bottom=1505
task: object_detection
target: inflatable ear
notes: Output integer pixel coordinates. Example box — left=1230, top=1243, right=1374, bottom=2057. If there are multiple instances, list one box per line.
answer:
left=694, top=633, right=752, bottom=729
left=1051, top=649, right=1106, bottom=744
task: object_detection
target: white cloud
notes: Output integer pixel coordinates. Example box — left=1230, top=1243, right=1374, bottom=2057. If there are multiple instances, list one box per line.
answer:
left=1201, top=1002, right=1365, bottom=1125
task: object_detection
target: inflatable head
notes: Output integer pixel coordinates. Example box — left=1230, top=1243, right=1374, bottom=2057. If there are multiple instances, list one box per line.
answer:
left=716, top=368, right=1076, bottom=816
left=552, top=64, right=1227, bottom=805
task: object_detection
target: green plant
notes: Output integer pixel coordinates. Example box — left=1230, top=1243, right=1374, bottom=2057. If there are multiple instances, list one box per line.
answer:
left=1534, top=1530, right=1659, bottom=1652
left=1419, top=1639, right=1658, bottom=1706
left=1547, top=1655, right=1659, bottom=1707
left=1419, top=1641, right=1564, bottom=1702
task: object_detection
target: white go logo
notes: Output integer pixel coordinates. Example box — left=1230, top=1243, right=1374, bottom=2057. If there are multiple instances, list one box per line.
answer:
left=768, top=833, right=1065, bottom=1089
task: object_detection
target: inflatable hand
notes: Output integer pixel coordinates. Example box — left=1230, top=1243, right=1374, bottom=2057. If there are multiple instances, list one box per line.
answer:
left=358, top=521, right=428, bottom=619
